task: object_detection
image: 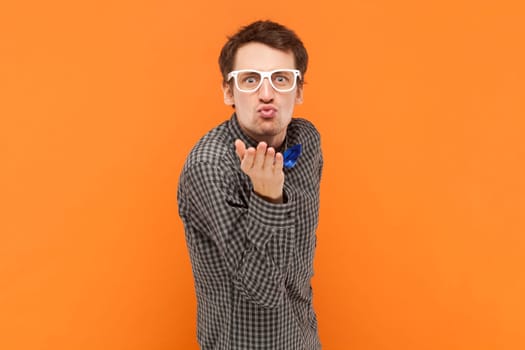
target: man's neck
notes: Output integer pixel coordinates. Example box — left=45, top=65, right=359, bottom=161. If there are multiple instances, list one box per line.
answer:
left=261, top=135, right=286, bottom=151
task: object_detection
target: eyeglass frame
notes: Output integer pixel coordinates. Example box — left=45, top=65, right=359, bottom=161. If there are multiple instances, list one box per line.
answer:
left=227, top=69, right=302, bottom=93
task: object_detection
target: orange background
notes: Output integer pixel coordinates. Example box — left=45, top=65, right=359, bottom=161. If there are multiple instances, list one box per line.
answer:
left=1, top=0, right=524, bottom=349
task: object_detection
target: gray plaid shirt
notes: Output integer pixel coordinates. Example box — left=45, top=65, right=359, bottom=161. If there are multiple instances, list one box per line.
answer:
left=178, top=114, right=322, bottom=350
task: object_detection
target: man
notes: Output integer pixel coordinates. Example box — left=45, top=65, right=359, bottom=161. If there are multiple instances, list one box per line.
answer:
left=178, top=20, right=323, bottom=349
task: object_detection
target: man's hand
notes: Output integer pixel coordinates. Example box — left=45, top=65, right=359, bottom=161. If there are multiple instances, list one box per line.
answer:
left=235, top=139, right=285, bottom=203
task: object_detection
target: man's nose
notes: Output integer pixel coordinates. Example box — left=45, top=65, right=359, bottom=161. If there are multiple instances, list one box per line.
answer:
left=258, top=78, right=275, bottom=100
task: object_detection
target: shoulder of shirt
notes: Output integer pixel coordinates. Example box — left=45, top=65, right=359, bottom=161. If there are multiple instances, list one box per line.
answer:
left=182, top=120, right=236, bottom=173
left=289, top=117, right=321, bottom=145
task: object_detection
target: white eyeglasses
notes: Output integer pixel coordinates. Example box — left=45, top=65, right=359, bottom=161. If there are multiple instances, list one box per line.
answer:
left=227, top=69, right=301, bottom=93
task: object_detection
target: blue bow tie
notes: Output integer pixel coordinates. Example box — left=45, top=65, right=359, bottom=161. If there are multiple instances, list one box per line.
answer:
left=283, top=144, right=302, bottom=169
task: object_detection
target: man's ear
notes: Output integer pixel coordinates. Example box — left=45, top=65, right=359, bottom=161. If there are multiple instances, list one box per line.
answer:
left=222, top=83, right=235, bottom=106
left=295, top=86, right=304, bottom=105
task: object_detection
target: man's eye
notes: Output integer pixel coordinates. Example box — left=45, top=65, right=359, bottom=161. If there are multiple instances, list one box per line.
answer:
left=241, top=74, right=259, bottom=84
left=274, top=75, right=290, bottom=84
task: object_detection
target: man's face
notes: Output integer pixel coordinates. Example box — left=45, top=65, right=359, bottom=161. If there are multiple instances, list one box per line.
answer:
left=223, top=42, right=303, bottom=147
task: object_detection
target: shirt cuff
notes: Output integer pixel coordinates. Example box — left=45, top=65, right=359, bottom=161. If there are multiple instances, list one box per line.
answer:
left=246, top=190, right=295, bottom=248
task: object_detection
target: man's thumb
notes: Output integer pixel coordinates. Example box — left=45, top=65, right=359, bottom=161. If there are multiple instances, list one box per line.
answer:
left=234, top=139, right=246, bottom=160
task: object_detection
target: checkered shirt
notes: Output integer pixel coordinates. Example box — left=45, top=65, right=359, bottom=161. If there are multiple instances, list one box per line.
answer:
left=178, top=114, right=323, bottom=349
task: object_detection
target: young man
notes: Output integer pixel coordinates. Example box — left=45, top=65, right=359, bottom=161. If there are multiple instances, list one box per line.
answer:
left=178, top=20, right=323, bottom=349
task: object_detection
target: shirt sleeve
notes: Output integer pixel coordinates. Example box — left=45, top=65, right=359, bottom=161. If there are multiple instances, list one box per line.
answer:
left=178, top=160, right=296, bottom=309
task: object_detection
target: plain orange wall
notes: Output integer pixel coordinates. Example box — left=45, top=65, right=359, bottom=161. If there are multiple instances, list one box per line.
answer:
left=2, top=0, right=524, bottom=349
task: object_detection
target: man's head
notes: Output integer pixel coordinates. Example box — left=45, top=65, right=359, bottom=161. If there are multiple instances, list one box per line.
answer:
left=218, top=21, right=309, bottom=147
left=219, top=20, right=308, bottom=88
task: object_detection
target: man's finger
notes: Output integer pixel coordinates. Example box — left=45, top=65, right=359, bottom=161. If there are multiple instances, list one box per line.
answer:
left=252, top=142, right=267, bottom=169
left=274, top=152, right=284, bottom=171
left=264, top=147, right=276, bottom=170
left=240, top=147, right=256, bottom=171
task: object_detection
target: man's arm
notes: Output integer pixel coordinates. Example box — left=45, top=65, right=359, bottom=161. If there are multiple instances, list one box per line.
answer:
left=178, top=151, right=295, bottom=309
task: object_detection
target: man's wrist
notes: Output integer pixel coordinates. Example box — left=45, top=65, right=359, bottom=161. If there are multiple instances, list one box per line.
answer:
left=254, top=191, right=284, bottom=204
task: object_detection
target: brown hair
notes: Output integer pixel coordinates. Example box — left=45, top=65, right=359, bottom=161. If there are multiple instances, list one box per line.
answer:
left=218, top=20, right=308, bottom=87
